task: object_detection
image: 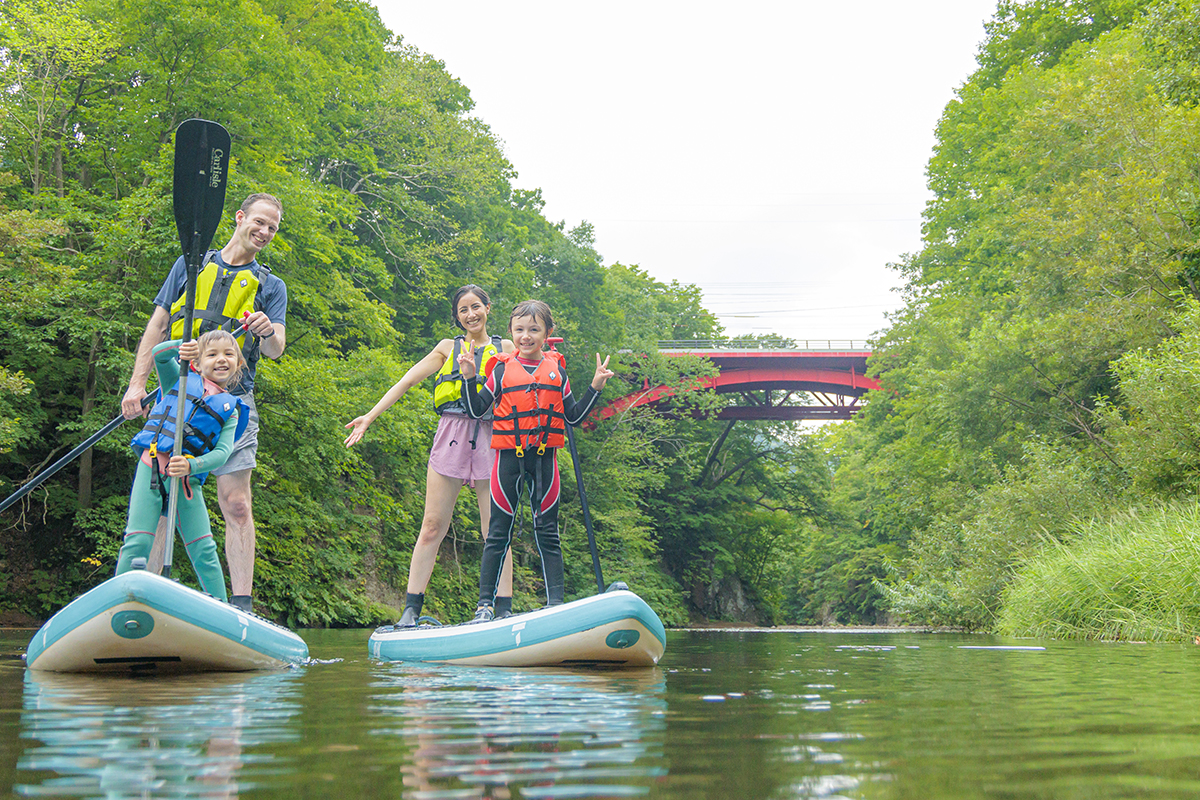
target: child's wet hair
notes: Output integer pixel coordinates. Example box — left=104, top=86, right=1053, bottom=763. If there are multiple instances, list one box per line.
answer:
left=451, top=284, right=491, bottom=330
left=509, top=300, right=553, bottom=331
left=196, top=329, right=247, bottom=387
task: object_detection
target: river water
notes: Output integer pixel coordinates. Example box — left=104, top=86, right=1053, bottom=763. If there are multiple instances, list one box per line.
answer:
left=2, top=627, right=1199, bottom=798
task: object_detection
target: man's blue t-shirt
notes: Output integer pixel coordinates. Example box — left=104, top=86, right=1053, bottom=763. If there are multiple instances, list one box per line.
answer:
left=153, top=252, right=287, bottom=396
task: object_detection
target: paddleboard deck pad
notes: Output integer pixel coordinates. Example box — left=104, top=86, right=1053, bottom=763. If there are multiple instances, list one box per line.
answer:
left=369, top=589, right=666, bottom=668
left=25, top=570, right=308, bottom=674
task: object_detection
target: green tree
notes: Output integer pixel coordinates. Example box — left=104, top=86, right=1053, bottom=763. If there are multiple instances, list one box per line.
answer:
left=840, top=1, right=1200, bottom=628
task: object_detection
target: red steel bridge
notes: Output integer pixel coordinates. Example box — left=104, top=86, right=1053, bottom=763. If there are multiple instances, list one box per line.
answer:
left=596, top=340, right=880, bottom=423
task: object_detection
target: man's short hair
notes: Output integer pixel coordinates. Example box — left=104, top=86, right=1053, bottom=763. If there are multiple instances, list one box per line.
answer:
left=240, top=193, right=283, bottom=219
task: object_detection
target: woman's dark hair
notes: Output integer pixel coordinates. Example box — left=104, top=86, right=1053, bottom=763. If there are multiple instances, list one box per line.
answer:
left=509, top=299, right=554, bottom=331
left=450, top=285, right=491, bottom=330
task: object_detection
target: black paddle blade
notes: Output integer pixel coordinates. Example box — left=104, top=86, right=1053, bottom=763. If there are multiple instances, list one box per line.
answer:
left=172, top=119, right=232, bottom=263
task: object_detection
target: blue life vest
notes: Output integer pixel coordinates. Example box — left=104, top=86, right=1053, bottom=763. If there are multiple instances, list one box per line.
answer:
left=130, top=371, right=248, bottom=482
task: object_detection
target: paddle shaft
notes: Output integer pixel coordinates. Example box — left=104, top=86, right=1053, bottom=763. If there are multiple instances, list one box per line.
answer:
left=0, top=392, right=159, bottom=515
left=564, top=422, right=606, bottom=594
left=161, top=259, right=200, bottom=576
left=163, top=120, right=230, bottom=576
left=545, top=338, right=604, bottom=594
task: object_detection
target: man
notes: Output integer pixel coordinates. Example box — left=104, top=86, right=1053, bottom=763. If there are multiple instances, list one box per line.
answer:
left=122, top=193, right=287, bottom=614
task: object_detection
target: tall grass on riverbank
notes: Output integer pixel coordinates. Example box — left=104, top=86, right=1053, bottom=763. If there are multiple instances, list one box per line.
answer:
left=997, top=504, right=1200, bottom=642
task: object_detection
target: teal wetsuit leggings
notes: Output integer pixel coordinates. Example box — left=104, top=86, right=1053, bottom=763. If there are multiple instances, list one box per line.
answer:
left=115, top=459, right=227, bottom=602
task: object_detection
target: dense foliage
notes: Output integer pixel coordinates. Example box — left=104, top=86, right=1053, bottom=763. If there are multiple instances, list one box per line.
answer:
left=0, top=0, right=853, bottom=627
left=15, top=0, right=1198, bottom=637
left=832, top=0, right=1200, bottom=638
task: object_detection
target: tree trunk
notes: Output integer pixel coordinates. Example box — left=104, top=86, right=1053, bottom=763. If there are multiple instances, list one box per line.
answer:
left=77, top=333, right=101, bottom=509
left=30, top=138, right=42, bottom=196
left=697, top=419, right=737, bottom=487
left=53, top=141, right=64, bottom=197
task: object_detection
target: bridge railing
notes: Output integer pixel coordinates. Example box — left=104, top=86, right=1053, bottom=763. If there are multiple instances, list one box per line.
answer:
left=657, top=339, right=871, bottom=351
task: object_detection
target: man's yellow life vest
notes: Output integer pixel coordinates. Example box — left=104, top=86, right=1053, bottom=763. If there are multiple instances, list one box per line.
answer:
left=433, top=335, right=502, bottom=415
left=169, top=252, right=261, bottom=347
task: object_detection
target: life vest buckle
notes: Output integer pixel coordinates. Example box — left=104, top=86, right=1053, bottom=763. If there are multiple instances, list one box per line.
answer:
left=537, top=443, right=547, bottom=456
left=515, top=444, right=525, bottom=458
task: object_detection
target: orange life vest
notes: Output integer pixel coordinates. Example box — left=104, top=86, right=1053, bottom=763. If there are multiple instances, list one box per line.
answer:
left=490, top=351, right=567, bottom=455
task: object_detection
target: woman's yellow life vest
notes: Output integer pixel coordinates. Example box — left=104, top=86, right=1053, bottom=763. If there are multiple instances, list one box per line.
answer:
left=169, top=252, right=261, bottom=346
left=433, top=335, right=502, bottom=415
left=490, top=351, right=567, bottom=455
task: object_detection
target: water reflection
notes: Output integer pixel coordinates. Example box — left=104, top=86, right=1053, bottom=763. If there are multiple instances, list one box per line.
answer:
left=15, top=668, right=303, bottom=798
left=369, top=665, right=667, bottom=799
left=12, top=630, right=1200, bottom=798
left=663, top=632, right=1200, bottom=799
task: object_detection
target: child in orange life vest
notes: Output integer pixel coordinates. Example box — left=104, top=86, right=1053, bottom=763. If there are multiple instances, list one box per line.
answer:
left=458, top=299, right=615, bottom=621
left=116, top=330, right=248, bottom=602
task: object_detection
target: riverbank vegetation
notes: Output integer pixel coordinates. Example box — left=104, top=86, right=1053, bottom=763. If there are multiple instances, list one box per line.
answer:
left=837, top=0, right=1200, bottom=641
left=8, top=0, right=1200, bottom=638
left=997, top=503, right=1200, bottom=642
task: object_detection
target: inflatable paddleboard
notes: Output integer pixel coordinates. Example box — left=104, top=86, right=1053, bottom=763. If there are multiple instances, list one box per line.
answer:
left=24, top=569, right=308, bottom=674
left=369, top=588, right=666, bottom=668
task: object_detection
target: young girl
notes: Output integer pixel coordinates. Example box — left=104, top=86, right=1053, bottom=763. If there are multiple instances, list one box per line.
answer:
left=458, top=300, right=615, bottom=621
left=116, top=330, right=248, bottom=602
left=343, top=285, right=516, bottom=627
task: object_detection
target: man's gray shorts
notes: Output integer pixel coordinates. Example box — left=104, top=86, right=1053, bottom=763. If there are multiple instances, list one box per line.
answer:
left=212, top=393, right=259, bottom=476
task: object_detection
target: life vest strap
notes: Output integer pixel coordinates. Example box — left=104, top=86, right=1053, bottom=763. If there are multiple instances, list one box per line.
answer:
left=181, top=394, right=228, bottom=454
left=144, top=383, right=190, bottom=463
left=494, top=408, right=567, bottom=423
left=180, top=423, right=217, bottom=456
left=496, top=382, right=563, bottom=396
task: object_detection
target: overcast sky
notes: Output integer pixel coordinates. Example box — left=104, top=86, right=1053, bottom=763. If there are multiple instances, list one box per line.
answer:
left=373, top=1, right=999, bottom=343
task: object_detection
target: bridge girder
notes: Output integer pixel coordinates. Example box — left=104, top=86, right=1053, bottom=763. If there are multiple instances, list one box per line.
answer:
left=716, top=405, right=857, bottom=421
left=597, top=359, right=880, bottom=423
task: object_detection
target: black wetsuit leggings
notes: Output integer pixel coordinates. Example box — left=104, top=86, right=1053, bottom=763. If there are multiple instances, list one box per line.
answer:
left=479, top=448, right=564, bottom=607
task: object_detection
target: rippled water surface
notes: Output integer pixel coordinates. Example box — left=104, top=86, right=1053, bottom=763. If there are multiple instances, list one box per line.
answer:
left=4, top=628, right=1200, bottom=798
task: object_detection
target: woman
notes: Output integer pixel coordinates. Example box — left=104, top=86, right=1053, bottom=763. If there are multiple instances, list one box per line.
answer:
left=344, top=285, right=515, bottom=626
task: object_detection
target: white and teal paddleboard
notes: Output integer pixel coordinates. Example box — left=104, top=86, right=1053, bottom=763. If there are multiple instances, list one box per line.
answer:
left=368, top=589, right=666, bottom=668
left=25, top=570, right=308, bottom=674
